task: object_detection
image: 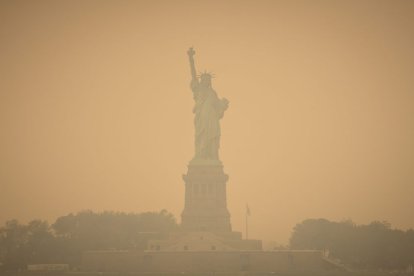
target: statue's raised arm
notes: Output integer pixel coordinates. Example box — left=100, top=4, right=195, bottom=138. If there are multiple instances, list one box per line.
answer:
left=187, top=47, right=198, bottom=82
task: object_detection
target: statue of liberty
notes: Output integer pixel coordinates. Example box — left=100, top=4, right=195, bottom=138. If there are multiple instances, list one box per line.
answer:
left=187, top=48, right=229, bottom=164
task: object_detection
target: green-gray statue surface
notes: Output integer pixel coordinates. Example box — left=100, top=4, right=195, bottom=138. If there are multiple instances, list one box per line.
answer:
left=187, top=48, right=229, bottom=165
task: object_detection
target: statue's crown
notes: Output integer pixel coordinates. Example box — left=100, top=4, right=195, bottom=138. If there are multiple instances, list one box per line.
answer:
left=198, top=70, right=215, bottom=79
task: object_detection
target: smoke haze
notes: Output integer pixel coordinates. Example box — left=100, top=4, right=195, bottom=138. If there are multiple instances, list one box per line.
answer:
left=1, top=0, right=413, bottom=243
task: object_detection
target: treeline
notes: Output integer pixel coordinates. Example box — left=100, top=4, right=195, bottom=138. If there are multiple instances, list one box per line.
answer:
left=0, top=210, right=177, bottom=271
left=290, top=219, right=414, bottom=270
left=2, top=213, right=413, bottom=272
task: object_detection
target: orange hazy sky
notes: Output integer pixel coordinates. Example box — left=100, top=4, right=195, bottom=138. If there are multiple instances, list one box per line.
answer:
left=1, top=0, right=413, bottom=243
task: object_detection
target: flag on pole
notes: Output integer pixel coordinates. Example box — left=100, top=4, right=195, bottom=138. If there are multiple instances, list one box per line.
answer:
left=246, top=204, right=251, bottom=216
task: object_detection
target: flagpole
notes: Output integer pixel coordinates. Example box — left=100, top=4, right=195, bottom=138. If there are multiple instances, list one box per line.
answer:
left=245, top=203, right=249, bottom=240
left=246, top=211, right=248, bottom=240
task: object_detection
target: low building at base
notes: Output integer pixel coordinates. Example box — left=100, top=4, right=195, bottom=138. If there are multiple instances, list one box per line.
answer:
left=147, top=231, right=262, bottom=251
left=82, top=249, right=340, bottom=274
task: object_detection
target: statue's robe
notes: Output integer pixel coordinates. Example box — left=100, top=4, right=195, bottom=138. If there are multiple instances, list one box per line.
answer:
left=191, top=80, right=227, bottom=160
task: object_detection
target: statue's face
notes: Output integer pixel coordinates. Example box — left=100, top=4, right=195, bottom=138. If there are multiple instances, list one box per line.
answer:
left=200, top=76, right=212, bottom=87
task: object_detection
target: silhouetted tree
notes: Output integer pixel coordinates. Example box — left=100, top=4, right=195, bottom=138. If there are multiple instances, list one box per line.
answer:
left=0, top=210, right=177, bottom=271
left=0, top=219, right=56, bottom=270
left=290, top=218, right=414, bottom=270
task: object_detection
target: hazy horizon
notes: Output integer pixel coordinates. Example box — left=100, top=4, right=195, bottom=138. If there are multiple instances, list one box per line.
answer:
left=1, top=0, right=413, bottom=244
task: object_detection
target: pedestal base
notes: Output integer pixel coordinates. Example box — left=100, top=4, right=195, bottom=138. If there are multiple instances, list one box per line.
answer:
left=181, top=162, right=232, bottom=232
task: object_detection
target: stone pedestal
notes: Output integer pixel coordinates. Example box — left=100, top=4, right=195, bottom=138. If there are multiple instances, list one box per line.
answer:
left=181, top=163, right=232, bottom=232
